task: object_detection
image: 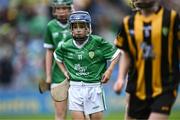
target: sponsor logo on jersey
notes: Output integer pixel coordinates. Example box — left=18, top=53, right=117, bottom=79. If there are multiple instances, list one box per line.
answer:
left=74, top=64, right=89, bottom=76
left=143, top=26, right=151, bottom=38
left=141, top=42, right=155, bottom=59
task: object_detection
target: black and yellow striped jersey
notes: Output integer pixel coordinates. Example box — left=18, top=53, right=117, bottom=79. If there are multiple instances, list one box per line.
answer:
left=114, top=7, right=180, bottom=100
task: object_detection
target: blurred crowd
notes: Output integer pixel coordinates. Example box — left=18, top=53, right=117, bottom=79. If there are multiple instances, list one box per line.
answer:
left=0, top=0, right=49, bottom=90
left=0, top=0, right=179, bottom=91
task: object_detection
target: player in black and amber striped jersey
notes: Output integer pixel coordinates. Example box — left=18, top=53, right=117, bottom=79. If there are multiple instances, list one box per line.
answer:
left=113, top=0, right=180, bottom=119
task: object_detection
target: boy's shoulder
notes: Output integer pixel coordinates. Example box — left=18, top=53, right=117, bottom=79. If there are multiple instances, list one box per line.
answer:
left=47, top=19, right=57, bottom=26
left=90, top=35, right=104, bottom=43
left=90, top=34, right=103, bottom=40
left=61, top=38, right=73, bottom=47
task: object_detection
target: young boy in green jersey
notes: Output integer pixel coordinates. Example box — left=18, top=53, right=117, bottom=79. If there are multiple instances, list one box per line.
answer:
left=43, top=0, right=73, bottom=120
left=54, top=11, right=121, bottom=120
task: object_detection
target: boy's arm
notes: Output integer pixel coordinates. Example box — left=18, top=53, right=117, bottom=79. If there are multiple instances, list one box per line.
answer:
left=113, top=50, right=130, bottom=94
left=56, top=61, right=70, bottom=80
left=53, top=44, right=70, bottom=80
left=101, top=52, right=121, bottom=83
left=45, top=49, right=53, bottom=83
left=38, top=49, right=53, bottom=94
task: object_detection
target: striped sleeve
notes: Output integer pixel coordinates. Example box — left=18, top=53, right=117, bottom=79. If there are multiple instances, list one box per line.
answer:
left=114, top=16, right=129, bottom=51
left=44, top=24, right=54, bottom=49
left=53, top=45, right=63, bottom=63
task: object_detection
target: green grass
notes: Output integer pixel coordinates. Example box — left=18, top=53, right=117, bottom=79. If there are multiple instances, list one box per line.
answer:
left=0, top=110, right=179, bottom=120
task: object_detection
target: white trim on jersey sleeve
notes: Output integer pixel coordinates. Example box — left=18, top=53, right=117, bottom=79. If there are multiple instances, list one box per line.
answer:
left=109, top=49, right=122, bottom=61
left=53, top=52, right=62, bottom=63
left=44, top=43, right=54, bottom=49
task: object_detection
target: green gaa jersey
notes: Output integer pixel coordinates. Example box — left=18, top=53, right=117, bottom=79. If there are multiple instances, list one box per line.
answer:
left=44, top=19, right=72, bottom=83
left=54, top=35, right=120, bottom=83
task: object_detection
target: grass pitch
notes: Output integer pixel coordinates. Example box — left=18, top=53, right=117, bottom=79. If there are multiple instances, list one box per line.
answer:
left=0, top=110, right=180, bottom=120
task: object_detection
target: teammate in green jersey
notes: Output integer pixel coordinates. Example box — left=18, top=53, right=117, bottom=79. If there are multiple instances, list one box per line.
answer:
left=54, top=11, right=121, bottom=120
left=43, top=0, right=73, bottom=120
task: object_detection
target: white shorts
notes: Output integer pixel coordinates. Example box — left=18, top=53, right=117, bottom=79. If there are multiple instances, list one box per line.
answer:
left=68, top=81, right=107, bottom=115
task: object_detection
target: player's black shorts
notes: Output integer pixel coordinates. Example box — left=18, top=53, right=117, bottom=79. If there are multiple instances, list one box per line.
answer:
left=128, top=92, right=177, bottom=119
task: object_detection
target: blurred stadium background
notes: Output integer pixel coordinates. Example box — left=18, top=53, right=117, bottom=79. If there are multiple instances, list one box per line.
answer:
left=0, top=0, right=179, bottom=119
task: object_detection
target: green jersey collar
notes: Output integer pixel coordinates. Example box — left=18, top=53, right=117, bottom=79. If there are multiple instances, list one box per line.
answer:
left=73, top=36, right=89, bottom=49
left=55, top=19, right=69, bottom=28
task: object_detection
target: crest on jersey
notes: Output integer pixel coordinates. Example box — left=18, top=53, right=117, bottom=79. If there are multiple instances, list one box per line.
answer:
left=162, top=27, right=168, bottom=36
left=89, top=51, right=94, bottom=59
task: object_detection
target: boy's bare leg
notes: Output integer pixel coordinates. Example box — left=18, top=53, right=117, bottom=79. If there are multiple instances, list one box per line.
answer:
left=71, top=111, right=85, bottom=120
left=148, top=112, right=168, bottom=120
left=54, top=100, right=67, bottom=120
left=90, top=111, right=103, bottom=120
left=85, top=114, right=90, bottom=120
left=124, top=93, right=135, bottom=120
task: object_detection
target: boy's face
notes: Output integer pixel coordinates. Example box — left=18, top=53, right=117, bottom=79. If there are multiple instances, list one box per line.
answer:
left=53, top=5, right=71, bottom=23
left=71, top=22, right=90, bottom=40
